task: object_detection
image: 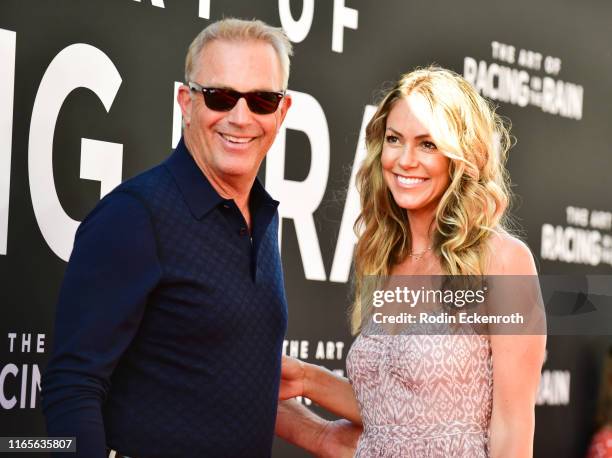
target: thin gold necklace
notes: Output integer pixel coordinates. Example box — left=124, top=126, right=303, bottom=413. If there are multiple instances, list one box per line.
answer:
left=408, top=246, right=432, bottom=261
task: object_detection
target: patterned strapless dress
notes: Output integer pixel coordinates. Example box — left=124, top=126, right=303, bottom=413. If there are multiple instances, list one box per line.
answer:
left=346, top=329, right=493, bottom=457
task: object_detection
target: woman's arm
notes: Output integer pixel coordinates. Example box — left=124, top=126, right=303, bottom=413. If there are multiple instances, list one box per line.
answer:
left=487, top=235, right=546, bottom=458
left=489, top=333, right=545, bottom=457
left=275, top=400, right=362, bottom=458
left=280, top=355, right=363, bottom=425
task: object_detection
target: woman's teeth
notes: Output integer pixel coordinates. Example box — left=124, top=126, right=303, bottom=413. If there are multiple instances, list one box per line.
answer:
left=397, top=175, right=426, bottom=185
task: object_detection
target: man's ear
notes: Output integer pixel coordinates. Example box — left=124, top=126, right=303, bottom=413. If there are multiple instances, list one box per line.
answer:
left=177, top=84, right=193, bottom=127
left=276, top=92, right=292, bottom=130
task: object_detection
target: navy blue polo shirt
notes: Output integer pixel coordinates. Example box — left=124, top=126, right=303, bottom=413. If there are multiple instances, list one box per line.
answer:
left=41, top=138, right=288, bottom=458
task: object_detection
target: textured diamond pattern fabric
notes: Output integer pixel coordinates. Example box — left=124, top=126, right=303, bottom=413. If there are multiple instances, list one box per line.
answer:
left=105, top=144, right=288, bottom=457
left=42, top=139, right=287, bottom=458
left=347, top=331, right=492, bottom=457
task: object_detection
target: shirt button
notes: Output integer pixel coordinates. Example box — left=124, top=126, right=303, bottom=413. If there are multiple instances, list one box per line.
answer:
left=222, top=204, right=230, bottom=209
left=239, top=227, right=248, bottom=236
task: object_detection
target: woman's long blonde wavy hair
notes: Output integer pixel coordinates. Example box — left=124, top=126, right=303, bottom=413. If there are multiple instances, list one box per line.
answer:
left=351, top=66, right=513, bottom=334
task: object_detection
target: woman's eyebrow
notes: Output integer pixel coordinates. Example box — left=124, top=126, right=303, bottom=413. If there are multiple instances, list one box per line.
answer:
left=386, top=126, right=404, bottom=137
left=387, top=126, right=432, bottom=140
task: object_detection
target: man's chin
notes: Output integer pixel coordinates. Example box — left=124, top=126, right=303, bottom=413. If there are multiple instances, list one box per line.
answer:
left=218, top=163, right=259, bottom=180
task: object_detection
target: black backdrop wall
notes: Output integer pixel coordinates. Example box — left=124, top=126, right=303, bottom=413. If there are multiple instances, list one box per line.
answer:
left=1, top=1, right=611, bottom=457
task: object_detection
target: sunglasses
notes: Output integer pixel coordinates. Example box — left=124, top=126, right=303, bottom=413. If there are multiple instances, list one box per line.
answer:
left=188, top=82, right=285, bottom=115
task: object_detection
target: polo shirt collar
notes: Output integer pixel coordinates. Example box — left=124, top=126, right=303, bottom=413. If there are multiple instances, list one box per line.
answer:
left=250, top=174, right=280, bottom=212
left=164, top=137, right=278, bottom=219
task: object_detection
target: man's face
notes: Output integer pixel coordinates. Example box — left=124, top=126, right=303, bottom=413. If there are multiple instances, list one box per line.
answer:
left=179, top=39, right=290, bottom=192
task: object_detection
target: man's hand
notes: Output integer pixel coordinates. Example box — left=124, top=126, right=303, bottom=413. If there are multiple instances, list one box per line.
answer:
left=316, top=419, right=362, bottom=458
left=276, top=400, right=362, bottom=457
left=279, top=355, right=306, bottom=400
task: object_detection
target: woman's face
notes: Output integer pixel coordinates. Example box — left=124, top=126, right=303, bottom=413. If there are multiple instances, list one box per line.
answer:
left=381, top=93, right=451, bottom=217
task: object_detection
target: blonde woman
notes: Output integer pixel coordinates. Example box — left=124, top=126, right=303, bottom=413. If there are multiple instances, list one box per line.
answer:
left=276, top=67, right=546, bottom=457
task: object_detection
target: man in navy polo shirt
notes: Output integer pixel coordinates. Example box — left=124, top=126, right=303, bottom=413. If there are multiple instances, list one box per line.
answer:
left=42, top=18, right=292, bottom=458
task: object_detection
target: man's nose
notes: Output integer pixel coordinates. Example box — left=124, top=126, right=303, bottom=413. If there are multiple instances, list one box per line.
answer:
left=226, top=97, right=252, bottom=124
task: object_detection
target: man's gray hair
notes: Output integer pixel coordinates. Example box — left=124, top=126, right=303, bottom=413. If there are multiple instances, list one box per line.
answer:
left=185, top=18, right=293, bottom=89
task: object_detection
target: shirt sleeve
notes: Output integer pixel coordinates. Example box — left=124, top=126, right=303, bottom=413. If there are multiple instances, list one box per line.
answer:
left=41, top=190, right=162, bottom=458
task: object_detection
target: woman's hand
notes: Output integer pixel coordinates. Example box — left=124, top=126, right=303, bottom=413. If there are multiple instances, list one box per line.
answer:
left=279, top=355, right=306, bottom=400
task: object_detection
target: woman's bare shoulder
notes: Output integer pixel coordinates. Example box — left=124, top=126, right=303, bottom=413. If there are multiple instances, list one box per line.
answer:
left=486, top=232, right=537, bottom=275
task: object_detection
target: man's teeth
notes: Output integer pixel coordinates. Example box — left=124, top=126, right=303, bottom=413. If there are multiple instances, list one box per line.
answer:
left=397, top=175, right=426, bottom=185
left=222, top=134, right=252, bottom=143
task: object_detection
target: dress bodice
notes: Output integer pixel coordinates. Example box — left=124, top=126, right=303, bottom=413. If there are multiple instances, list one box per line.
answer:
left=346, top=331, right=493, bottom=457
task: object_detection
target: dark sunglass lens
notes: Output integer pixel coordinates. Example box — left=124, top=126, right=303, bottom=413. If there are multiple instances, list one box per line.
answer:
left=204, top=89, right=239, bottom=111
left=247, top=92, right=281, bottom=114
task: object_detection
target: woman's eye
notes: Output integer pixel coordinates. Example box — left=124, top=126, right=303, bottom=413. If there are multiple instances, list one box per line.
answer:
left=421, top=140, right=437, bottom=150
left=385, top=135, right=399, bottom=144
